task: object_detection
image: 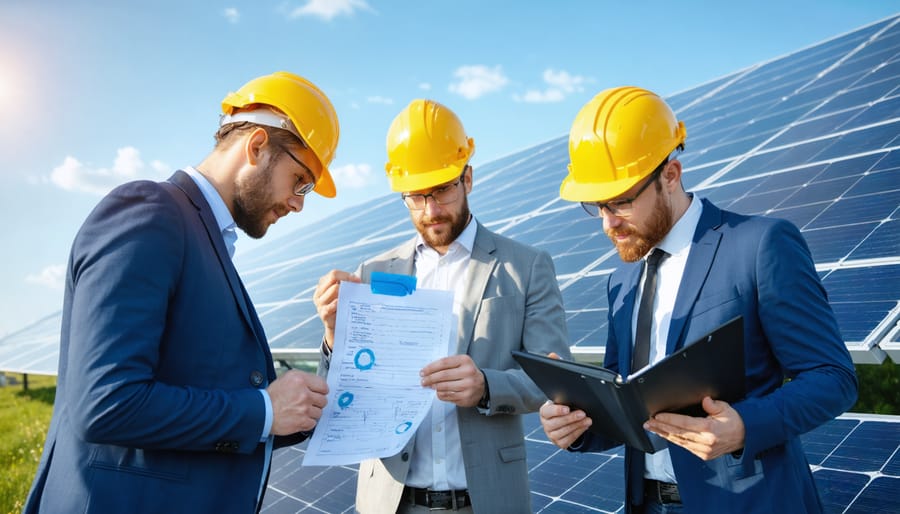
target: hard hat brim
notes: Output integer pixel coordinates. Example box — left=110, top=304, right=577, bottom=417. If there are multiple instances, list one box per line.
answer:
left=559, top=172, right=646, bottom=203
left=387, top=164, right=465, bottom=193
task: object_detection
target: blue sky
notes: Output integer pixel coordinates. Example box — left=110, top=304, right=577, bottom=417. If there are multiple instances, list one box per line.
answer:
left=0, top=0, right=897, bottom=337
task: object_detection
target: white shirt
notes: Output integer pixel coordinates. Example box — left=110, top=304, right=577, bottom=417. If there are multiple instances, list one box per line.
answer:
left=405, top=216, right=477, bottom=491
left=632, top=194, right=702, bottom=484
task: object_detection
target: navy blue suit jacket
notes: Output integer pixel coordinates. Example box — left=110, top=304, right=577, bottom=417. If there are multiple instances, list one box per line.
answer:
left=25, top=171, right=301, bottom=513
left=577, top=199, right=857, bottom=513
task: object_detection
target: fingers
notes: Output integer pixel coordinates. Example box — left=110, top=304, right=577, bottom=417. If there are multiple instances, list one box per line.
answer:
left=313, top=270, right=359, bottom=344
left=267, top=370, right=330, bottom=435
left=421, top=355, right=483, bottom=407
left=540, top=402, right=591, bottom=449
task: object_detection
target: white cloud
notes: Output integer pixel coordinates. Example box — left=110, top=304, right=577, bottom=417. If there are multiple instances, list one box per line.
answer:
left=290, top=0, right=373, bottom=21
left=223, top=7, right=240, bottom=23
left=543, top=69, right=586, bottom=93
left=26, top=264, right=66, bottom=290
left=514, top=68, right=588, bottom=103
left=50, top=147, right=170, bottom=195
left=418, top=82, right=432, bottom=91
left=448, top=65, right=509, bottom=100
left=331, top=163, right=373, bottom=188
left=366, top=95, right=393, bottom=105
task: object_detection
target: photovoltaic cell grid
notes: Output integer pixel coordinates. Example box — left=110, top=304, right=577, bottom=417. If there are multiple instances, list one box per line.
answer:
left=1, top=14, right=897, bottom=371
left=259, top=413, right=900, bottom=513
left=244, top=12, right=899, bottom=364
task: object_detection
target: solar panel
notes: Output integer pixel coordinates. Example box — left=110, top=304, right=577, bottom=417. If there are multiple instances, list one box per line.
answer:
left=260, top=413, right=900, bottom=513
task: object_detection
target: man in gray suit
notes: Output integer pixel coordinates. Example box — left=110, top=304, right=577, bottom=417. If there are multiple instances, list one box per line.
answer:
left=313, top=99, right=572, bottom=513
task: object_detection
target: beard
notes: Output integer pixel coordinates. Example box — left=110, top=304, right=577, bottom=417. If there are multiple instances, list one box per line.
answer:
left=606, top=189, right=673, bottom=263
left=232, top=159, right=287, bottom=239
left=414, top=193, right=472, bottom=249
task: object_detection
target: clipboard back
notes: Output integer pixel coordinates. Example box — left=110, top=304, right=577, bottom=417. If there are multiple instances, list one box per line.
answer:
left=633, top=315, right=745, bottom=417
left=511, top=351, right=656, bottom=452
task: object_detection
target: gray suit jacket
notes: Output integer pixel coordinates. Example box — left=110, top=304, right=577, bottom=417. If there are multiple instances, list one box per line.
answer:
left=319, top=222, right=571, bottom=513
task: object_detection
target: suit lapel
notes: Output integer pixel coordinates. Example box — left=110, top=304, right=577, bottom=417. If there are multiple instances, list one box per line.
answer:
left=388, top=238, right=417, bottom=276
left=666, top=199, right=723, bottom=353
left=458, top=223, right=497, bottom=355
left=166, top=171, right=264, bottom=346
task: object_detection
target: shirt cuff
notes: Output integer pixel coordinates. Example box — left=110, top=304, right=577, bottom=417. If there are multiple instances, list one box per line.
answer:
left=259, top=389, right=273, bottom=442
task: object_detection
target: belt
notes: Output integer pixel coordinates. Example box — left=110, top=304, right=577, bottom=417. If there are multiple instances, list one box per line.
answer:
left=644, top=479, right=681, bottom=504
left=403, top=486, right=471, bottom=510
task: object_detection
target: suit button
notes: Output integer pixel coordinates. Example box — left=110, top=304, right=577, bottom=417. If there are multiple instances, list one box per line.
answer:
left=401, top=452, right=409, bottom=462
left=250, top=370, right=265, bottom=387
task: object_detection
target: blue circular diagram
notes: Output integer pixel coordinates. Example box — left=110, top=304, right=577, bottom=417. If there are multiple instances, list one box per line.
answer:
left=354, top=348, right=375, bottom=370
left=338, top=392, right=354, bottom=409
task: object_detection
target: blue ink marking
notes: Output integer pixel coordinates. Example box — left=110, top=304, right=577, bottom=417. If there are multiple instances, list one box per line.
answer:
left=395, top=421, right=412, bottom=434
left=354, top=348, right=375, bottom=370
left=338, top=392, right=354, bottom=409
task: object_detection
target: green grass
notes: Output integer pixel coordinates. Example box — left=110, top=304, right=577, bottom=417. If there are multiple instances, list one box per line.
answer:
left=0, top=373, right=55, bottom=514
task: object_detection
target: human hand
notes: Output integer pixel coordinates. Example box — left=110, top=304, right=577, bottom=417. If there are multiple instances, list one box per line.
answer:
left=267, top=370, right=329, bottom=435
left=420, top=355, right=485, bottom=407
left=540, top=401, right=592, bottom=449
left=644, top=396, right=746, bottom=460
left=312, top=270, right=360, bottom=349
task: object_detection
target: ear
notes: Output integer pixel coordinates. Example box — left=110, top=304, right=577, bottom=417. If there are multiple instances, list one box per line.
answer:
left=463, top=165, right=473, bottom=194
left=662, top=159, right=683, bottom=192
left=244, top=127, right=270, bottom=166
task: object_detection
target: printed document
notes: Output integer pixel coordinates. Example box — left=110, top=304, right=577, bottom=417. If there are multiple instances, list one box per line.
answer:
left=302, top=280, right=455, bottom=466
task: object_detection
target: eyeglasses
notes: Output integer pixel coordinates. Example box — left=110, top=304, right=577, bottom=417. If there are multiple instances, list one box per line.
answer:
left=401, top=172, right=466, bottom=210
left=581, top=166, right=664, bottom=218
left=277, top=145, right=317, bottom=196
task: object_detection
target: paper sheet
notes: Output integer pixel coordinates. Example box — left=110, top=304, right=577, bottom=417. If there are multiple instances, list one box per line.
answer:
left=302, top=280, right=455, bottom=466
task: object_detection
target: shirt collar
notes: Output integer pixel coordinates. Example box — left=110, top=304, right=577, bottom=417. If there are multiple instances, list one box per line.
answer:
left=183, top=166, right=236, bottom=234
left=654, top=193, right=702, bottom=258
left=415, top=215, right=478, bottom=256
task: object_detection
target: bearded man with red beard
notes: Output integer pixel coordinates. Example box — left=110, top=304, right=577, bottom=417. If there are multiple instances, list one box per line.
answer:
left=313, top=99, right=573, bottom=513
left=540, top=86, right=857, bottom=514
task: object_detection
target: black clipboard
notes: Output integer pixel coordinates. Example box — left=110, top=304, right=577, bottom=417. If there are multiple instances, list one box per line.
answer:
left=513, top=316, right=745, bottom=453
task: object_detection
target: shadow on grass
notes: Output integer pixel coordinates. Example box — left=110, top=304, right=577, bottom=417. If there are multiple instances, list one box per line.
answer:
left=17, top=386, right=56, bottom=405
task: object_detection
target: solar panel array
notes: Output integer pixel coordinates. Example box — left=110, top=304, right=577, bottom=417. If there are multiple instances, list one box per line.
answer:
left=0, top=14, right=897, bottom=373
left=260, top=413, right=900, bottom=513
left=0, top=13, right=898, bottom=513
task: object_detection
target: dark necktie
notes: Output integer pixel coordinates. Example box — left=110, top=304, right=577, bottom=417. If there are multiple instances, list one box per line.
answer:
left=633, top=248, right=668, bottom=372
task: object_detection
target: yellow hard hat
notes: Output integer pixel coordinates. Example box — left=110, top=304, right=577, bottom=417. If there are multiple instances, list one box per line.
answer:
left=560, top=86, right=686, bottom=202
left=385, top=99, right=475, bottom=192
left=221, top=71, right=340, bottom=198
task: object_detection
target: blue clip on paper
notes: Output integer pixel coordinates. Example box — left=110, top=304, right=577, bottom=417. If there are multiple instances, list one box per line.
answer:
left=370, top=272, right=417, bottom=296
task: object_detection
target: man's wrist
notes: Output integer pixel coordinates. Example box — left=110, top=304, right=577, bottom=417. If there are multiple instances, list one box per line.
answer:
left=477, top=370, right=490, bottom=409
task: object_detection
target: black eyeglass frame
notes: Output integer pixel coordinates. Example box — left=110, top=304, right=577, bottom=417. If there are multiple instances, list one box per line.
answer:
left=400, top=169, right=468, bottom=211
left=580, top=162, right=666, bottom=218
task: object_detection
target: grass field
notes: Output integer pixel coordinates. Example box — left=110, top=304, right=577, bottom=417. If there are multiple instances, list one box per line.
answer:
left=0, top=374, right=55, bottom=514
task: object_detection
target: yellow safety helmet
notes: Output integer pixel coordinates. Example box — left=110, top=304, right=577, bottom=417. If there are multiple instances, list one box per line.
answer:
left=221, top=71, right=340, bottom=198
left=560, top=86, right=686, bottom=202
left=385, top=99, right=475, bottom=192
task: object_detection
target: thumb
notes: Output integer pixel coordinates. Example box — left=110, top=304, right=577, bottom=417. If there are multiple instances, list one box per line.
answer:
left=548, top=352, right=561, bottom=360
left=702, top=396, right=727, bottom=416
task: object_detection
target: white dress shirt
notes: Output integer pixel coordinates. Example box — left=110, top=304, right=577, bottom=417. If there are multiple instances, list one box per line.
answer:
left=405, top=216, right=478, bottom=491
left=631, top=194, right=702, bottom=484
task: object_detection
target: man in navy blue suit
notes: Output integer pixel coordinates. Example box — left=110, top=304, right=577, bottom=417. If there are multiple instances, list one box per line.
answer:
left=24, top=71, right=340, bottom=513
left=540, top=86, right=857, bottom=513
